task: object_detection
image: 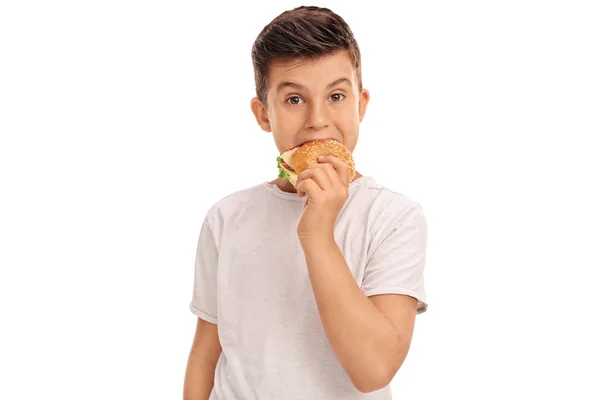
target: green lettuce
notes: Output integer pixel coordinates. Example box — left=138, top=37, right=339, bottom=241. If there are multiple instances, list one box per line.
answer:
left=276, top=156, right=290, bottom=179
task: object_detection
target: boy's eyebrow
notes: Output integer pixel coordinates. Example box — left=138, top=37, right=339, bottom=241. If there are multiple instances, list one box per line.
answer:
left=276, top=77, right=352, bottom=93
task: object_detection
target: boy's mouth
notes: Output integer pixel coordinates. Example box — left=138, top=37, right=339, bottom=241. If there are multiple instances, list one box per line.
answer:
left=289, top=137, right=339, bottom=151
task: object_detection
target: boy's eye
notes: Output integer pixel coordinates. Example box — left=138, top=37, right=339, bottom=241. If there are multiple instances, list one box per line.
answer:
left=286, top=96, right=304, bottom=105
left=286, top=94, right=345, bottom=104
left=330, top=93, right=345, bottom=102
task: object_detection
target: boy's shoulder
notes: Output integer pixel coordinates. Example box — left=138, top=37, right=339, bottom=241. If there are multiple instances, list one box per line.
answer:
left=203, top=182, right=267, bottom=221
left=353, top=176, right=425, bottom=216
left=353, top=177, right=427, bottom=244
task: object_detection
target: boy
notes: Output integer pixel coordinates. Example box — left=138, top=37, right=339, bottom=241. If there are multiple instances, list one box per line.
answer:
left=184, top=6, right=428, bottom=400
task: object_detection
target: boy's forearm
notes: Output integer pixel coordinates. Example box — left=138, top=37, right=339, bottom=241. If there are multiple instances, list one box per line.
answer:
left=300, top=236, right=404, bottom=392
left=183, top=351, right=218, bottom=400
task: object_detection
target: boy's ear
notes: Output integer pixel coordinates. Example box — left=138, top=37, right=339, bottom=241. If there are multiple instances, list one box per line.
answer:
left=358, top=88, right=370, bottom=123
left=250, top=97, right=272, bottom=132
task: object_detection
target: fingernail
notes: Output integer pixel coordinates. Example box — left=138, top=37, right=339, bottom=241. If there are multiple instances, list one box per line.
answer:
left=318, top=156, right=325, bottom=161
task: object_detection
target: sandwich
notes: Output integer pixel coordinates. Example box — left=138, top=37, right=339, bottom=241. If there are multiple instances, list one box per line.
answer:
left=276, top=139, right=356, bottom=186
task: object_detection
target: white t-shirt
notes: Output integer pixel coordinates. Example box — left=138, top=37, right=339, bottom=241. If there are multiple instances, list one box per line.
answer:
left=189, top=176, right=428, bottom=399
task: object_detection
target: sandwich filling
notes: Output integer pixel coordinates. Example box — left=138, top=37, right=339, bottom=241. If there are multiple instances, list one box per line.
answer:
left=276, top=145, right=300, bottom=185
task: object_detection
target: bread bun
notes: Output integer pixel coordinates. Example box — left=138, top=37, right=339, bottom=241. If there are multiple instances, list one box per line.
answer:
left=291, top=140, right=356, bottom=181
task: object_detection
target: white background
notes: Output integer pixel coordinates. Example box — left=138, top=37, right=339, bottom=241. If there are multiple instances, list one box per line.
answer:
left=1, top=0, right=599, bottom=398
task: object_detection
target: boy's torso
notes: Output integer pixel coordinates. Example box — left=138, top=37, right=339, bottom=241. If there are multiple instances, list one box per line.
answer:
left=205, top=176, right=417, bottom=399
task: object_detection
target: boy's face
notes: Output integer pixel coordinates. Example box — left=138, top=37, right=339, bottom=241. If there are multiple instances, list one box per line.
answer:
left=251, top=50, right=370, bottom=156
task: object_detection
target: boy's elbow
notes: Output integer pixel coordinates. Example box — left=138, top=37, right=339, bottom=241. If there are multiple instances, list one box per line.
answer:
left=350, top=346, right=409, bottom=393
left=353, top=380, right=387, bottom=394
left=350, top=364, right=396, bottom=393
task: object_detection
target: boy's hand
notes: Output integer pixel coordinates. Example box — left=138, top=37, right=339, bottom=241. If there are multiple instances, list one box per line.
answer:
left=296, top=156, right=350, bottom=242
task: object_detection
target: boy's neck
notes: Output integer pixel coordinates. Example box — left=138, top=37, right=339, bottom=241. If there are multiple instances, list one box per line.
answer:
left=270, top=171, right=363, bottom=194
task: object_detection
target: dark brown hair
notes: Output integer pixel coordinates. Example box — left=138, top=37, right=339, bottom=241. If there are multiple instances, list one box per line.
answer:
left=251, top=6, right=362, bottom=106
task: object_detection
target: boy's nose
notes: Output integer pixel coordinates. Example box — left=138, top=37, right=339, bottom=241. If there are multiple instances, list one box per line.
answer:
left=305, top=101, right=330, bottom=131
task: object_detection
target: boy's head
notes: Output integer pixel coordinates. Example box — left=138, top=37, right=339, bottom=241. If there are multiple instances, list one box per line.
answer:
left=250, top=6, right=370, bottom=157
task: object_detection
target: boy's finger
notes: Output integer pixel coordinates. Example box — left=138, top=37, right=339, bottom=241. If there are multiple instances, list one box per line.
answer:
left=318, top=156, right=350, bottom=187
left=296, top=178, right=320, bottom=199
left=306, top=162, right=340, bottom=189
left=297, top=166, right=332, bottom=191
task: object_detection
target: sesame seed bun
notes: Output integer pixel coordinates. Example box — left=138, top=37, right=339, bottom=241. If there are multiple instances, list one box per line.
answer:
left=291, top=140, right=356, bottom=181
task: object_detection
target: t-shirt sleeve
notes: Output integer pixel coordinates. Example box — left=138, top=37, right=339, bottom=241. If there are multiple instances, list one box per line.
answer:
left=189, top=217, right=219, bottom=324
left=362, top=204, right=429, bottom=314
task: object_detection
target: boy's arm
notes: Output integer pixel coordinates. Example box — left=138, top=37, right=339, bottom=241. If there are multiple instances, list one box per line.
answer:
left=295, top=157, right=422, bottom=393
left=301, top=239, right=418, bottom=393
left=183, top=318, right=222, bottom=400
